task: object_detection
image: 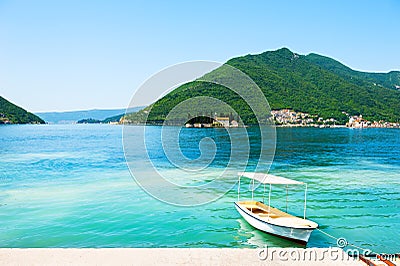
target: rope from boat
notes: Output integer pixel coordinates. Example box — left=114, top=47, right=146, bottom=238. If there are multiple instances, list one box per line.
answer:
left=315, top=228, right=374, bottom=254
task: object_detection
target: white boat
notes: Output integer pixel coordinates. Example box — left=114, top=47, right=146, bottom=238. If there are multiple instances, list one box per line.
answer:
left=235, top=172, right=318, bottom=245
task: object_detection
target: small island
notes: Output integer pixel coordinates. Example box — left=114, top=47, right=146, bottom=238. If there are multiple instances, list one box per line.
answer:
left=76, top=118, right=103, bottom=124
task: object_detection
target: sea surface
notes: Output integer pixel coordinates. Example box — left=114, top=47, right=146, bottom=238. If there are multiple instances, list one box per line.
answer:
left=0, top=124, right=399, bottom=253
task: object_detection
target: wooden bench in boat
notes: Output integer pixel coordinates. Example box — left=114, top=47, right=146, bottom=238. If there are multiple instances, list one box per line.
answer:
left=258, top=214, right=280, bottom=219
left=240, top=200, right=295, bottom=219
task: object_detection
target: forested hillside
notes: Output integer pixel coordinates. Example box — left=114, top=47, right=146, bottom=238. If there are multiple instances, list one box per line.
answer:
left=0, top=96, right=45, bottom=124
left=125, top=48, right=400, bottom=125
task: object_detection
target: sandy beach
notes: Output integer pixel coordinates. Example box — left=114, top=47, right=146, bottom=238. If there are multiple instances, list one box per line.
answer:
left=0, top=248, right=364, bottom=265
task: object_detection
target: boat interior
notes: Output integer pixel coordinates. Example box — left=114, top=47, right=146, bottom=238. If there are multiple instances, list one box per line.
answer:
left=237, top=200, right=318, bottom=229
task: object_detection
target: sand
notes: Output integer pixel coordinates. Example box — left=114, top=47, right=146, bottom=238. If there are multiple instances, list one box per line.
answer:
left=0, top=248, right=365, bottom=265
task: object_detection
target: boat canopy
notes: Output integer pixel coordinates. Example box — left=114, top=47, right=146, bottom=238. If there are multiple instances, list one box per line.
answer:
left=237, top=172, right=304, bottom=185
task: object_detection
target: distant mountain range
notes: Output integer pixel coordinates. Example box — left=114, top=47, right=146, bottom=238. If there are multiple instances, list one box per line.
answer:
left=36, top=107, right=144, bottom=124
left=0, top=96, right=44, bottom=124
left=124, top=48, right=400, bottom=125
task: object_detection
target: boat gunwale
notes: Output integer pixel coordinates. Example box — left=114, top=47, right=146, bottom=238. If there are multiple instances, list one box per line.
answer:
left=234, top=202, right=318, bottom=230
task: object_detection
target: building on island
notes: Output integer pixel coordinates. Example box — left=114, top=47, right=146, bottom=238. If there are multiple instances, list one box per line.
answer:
left=230, top=120, right=239, bottom=127
left=185, top=114, right=240, bottom=128
left=213, top=116, right=230, bottom=127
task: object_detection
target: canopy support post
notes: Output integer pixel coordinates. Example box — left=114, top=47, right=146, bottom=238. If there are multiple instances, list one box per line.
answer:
left=237, top=176, right=241, bottom=202
left=251, top=178, right=254, bottom=201
left=286, top=185, right=288, bottom=213
left=268, top=183, right=272, bottom=218
left=303, top=183, right=307, bottom=219
left=262, top=183, right=266, bottom=203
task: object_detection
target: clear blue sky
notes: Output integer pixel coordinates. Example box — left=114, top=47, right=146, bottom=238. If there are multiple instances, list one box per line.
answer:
left=1, top=0, right=399, bottom=112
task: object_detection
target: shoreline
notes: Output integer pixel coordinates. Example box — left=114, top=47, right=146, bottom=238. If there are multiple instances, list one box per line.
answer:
left=0, top=248, right=363, bottom=265
left=3, top=123, right=400, bottom=129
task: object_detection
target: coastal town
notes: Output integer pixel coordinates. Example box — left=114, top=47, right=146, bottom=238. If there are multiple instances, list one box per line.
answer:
left=345, top=114, right=400, bottom=128
left=179, top=109, right=400, bottom=128
left=271, top=109, right=400, bottom=128
left=271, top=109, right=337, bottom=128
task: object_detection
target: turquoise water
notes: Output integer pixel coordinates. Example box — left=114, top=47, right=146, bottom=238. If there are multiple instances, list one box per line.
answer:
left=0, top=125, right=399, bottom=252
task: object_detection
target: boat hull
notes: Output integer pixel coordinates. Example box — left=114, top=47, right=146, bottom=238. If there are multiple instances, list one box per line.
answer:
left=235, top=202, right=314, bottom=245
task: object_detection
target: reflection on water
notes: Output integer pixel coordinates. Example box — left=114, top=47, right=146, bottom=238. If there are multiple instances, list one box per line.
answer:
left=236, top=218, right=304, bottom=248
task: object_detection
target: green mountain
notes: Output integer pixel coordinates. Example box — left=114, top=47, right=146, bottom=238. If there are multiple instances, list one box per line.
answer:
left=125, top=48, right=400, bottom=125
left=305, top=53, right=400, bottom=90
left=0, top=96, right=45, bottom=124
